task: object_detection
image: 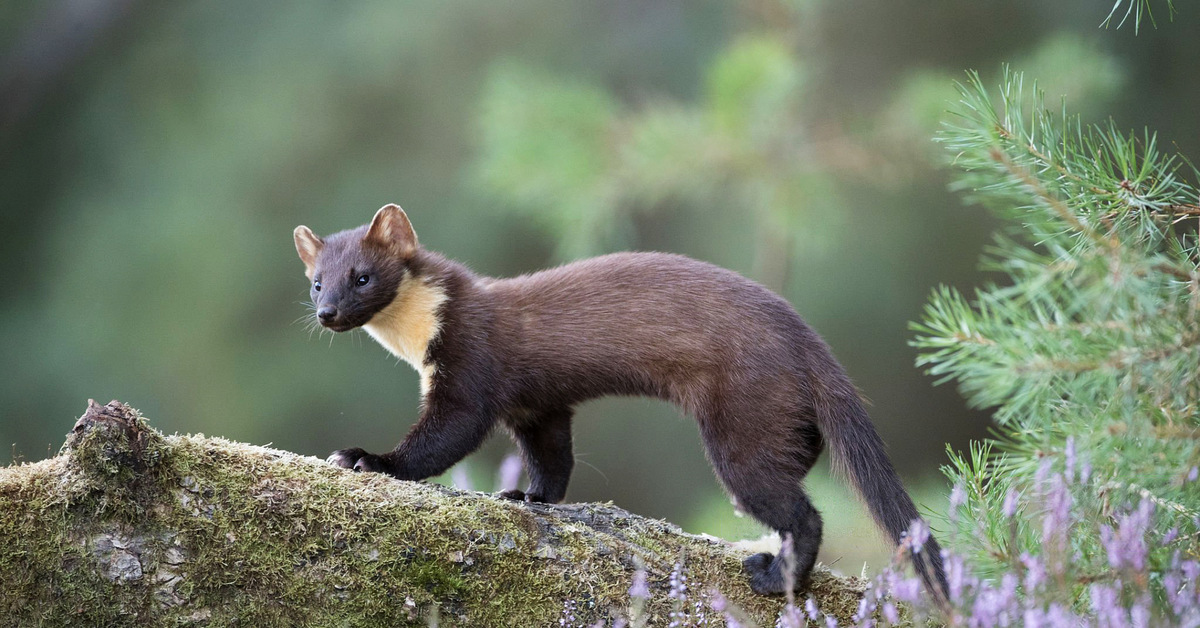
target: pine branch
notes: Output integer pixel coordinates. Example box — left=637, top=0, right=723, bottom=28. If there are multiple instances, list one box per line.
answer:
left=1101, top=0, right=1178, bottom=33
left=915, top=67, right=1200, bottom=595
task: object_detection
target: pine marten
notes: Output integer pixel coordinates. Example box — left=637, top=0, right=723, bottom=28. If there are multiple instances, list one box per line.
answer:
left=293, top=204, right=947, bottom=597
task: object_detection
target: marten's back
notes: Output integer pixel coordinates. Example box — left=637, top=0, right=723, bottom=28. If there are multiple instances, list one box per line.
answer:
left=483, top=252, right=828, bottom=412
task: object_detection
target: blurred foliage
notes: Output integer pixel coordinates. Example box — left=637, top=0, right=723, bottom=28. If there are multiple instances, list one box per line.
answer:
left=879, top=32, right=1124, bottom=163
left=1, top=0, right=1198, bottom=573
left=476, top=32, right=833, bottom=285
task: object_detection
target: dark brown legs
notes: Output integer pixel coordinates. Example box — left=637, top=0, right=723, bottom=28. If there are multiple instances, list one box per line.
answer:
left=500, top=407, right=575, bottom=503
left=739, top=488, right=823, bottom=594
left=328, top=389, right=497, bottom=481
left=702, top=409, right=825, bottom=594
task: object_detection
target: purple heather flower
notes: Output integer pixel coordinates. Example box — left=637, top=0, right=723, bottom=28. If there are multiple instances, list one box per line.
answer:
left=882, top=602, right=899, bottom=624
left=1165, top=564, right=1200, bottom=618
left=854, top=598, right=868, bottom=622
left=1182, top=560, right=1199, bottom=582
left=1130, top=600, right=1150, bottom=628
left=805, top=597, right=820, bottom=621
left=1000, top=573, right=1018, bottom=609
left=1164, top=572, right=1182, bottom=604
left=1002, top=488, right=1020, bottom=518
left=497, top=454, right=522, bottom=492
left=1042, top=475, right=1072, bottom=558
left=1101, top=499, right=1153, bottom=572
left=628, top=569, right=649, bottom=599
left=778, top=603, right=806, bottom=628
left=1035, top=458, right=1053, bottom=485
left=854, top=595, right=881, bottom=626
left=904, top=518, right=930, bottom=554
left=1091, top=584, right=1124, bottom=628
left=1021, top=553, right=1045, bottom=592
left=780, top=533, right=798, bottom=596
left=966, top=572, right=1018, bottom=627
left=949, top=482, right=967, bottom=521
left=944, top=553, right=968, bottom=603
left=711, top=593, right=739, bottom=627
left=888, top=572, right=922, bottom=604
left=449, top=465, right=473, bottom=492
left=1044, top=603, right=1077, bottom=627
left=667, top=562, right=687, bottom=601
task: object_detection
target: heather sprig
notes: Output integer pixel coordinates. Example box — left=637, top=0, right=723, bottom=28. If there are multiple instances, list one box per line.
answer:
left=856, top=476, right=1196, bottom=627
left=565, top=479, right=1200, bottom=627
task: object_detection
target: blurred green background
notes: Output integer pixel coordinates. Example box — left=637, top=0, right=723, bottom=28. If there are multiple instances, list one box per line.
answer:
left=2, top=0, right=1196, bottom=573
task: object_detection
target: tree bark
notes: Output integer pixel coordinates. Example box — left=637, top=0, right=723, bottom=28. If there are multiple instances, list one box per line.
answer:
left=0, top=400, right=871, bottom=627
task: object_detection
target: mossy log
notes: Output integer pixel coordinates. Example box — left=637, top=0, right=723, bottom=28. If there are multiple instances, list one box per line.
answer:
left=0, top=400, right=871, bottom=627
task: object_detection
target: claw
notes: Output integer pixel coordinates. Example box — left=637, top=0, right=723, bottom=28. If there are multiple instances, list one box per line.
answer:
left=327, top=447, right=370, bottom=470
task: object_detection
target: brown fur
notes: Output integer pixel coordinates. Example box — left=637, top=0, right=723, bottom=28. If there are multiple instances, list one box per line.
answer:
left=294, top=204, right=947, bottom=599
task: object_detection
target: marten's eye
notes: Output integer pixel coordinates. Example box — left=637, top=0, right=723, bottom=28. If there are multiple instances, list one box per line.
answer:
left=313, top=280, right=322, bottom=292
left=356, top=274, right=370, bottom=287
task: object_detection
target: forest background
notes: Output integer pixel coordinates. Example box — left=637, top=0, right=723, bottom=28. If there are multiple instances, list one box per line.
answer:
left=1, top=0, right=1196, bottom=572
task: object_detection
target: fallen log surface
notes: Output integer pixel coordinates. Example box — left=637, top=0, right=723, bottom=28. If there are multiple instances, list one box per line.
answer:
left=0, top=400, right=871, bottom=627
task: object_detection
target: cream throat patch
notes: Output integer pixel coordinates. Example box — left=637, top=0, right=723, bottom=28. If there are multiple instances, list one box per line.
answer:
left=362, top=274, right=448, bottom=397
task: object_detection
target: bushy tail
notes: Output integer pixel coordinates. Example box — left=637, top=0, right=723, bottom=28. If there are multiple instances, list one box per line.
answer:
left=815, top=393, right=949, bottom=604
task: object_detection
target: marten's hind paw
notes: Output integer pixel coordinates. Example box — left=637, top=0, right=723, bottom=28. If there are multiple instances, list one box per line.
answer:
left=498, top=489, right=551, bottom=503
left=743, top=551, right=810, bottom=595
left=743, top=552, right=784, bottom=595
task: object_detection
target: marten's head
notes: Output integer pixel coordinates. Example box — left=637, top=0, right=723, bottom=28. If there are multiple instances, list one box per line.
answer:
left=293, top=204, right=419, bottom=332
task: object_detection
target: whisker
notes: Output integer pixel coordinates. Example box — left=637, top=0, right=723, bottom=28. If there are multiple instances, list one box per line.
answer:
left=573, top=454, right=609, bottom=485
left=303, top=314, right=324, bottom=340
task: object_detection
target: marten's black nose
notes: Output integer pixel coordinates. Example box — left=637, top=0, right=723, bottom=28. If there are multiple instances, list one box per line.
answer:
left=317, top=305, right=338, bottom=323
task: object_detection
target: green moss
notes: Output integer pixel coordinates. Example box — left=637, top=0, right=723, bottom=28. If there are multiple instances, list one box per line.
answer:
left=0, top=403, right=880, bottom=627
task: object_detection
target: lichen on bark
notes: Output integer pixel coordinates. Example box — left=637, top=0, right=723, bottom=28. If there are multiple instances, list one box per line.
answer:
left=0, top=400, right=873, bottom=626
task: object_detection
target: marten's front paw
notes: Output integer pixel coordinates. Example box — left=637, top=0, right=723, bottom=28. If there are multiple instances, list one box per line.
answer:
left=327, top=448, right=383, bottom=473
left=327, top=448, right=367, bottom=469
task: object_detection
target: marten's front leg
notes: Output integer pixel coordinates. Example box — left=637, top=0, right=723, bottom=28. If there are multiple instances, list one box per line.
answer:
left=328, top=385, right=496, bottom=481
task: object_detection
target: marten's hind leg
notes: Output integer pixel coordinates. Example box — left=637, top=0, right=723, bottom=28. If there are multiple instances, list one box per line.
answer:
left=703, top=413, right=824, bottom=594
left=500, top=407, right=574, bottom=504
left=738, top=488, right=823, bottom=594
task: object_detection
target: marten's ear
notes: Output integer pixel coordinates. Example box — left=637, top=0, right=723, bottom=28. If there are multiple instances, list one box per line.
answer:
left=293, top=225, right=324, bottom=279
left=364, top=204, right=419, bottom=258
